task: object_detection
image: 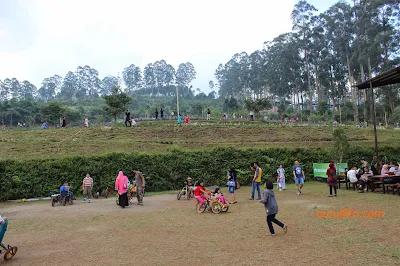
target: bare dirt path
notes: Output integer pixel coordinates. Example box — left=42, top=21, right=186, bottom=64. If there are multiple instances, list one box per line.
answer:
left=1, top=193, right=186, bottom=220
left=1, top=184, right=399, bottom=266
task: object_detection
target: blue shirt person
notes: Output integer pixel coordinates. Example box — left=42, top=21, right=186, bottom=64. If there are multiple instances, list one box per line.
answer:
left=293, top=161, right=305, bottom=195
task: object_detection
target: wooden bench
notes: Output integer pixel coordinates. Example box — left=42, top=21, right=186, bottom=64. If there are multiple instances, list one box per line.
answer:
left=338, top=178, right=348, bottom=189
left=369, top=181, right=383, bottom=192
left=384, top=183, right=399, bottom=195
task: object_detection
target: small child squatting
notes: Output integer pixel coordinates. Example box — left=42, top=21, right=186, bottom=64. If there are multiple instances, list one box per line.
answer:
left=260, top=180, right=288, bottom=236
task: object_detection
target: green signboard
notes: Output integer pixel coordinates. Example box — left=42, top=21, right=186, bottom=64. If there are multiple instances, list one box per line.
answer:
left=313, top=163, right=348, bottom=178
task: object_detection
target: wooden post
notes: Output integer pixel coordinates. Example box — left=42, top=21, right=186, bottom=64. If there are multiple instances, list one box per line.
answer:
left=370, top=81, right=378, bottom=160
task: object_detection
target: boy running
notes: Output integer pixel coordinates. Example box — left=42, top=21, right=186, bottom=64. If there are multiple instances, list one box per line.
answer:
left=261, top=180, right=287, bottom=236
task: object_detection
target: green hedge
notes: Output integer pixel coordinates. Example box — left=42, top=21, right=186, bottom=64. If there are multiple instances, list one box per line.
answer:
left=0, top=146, right=397, bottom=201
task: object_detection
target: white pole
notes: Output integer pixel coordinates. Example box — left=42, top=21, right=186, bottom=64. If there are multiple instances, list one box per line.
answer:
left=176, top=87, right=180, bottom=117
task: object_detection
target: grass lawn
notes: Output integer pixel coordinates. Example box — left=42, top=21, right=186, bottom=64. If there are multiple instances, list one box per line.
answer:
left=2, top=122, right=400, bottom=160
left=1, top=182, right=399, bottom=265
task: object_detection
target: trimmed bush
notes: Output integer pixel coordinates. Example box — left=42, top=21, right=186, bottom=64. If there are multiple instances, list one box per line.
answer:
left=0, top=146, right=397, bottom=201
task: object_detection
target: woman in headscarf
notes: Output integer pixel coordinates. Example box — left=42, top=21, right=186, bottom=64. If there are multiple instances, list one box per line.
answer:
left=326, top=162, right=337, bottom=197
left=115, top=171, right=129, bottom=208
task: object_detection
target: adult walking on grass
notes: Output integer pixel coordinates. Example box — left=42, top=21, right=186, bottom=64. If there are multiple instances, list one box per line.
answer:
left=82, top=174, right=93, bottom=203
left=115, top=171, right=129, bottom=208
left=250, top=162, right=262, bottom=200
left=132, top=169, right=145, bottom=206
left=326, top=162, right=337, bottom=197
left=260, top=180, right=287, bottom=236
left=277, top=164, right=286, bottom=191
left=227, top=169, right=237, bottom=204
left=293, top=161, right=305, bottom=195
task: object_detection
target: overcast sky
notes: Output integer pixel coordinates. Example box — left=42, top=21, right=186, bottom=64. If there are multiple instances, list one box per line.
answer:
left=0, top=0, right=341, bottom=93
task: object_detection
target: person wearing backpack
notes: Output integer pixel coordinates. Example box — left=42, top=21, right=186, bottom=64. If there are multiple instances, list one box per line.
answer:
left=227, top=169, right=238, bottom=204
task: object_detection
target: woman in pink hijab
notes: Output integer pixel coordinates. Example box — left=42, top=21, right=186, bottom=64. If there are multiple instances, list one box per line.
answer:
left=115, top=171, right=129, bottom=208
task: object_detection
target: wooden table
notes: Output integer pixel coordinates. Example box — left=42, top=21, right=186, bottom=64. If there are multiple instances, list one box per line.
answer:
left=369, top=175, right=400, bottom=194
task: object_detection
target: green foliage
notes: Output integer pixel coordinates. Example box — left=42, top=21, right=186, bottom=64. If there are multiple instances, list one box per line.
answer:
left=1, top=146, right=398, bottom=201
left=331, top=127, right=350, bottom=163
left=244, top=98, right=272, bottom=114
left=391, top=106, right=400, bottom=122
left=317, top=101, right=330, bottom=116
left=223, top=97, right=239, bottom=112
left=103, top=86, right=133, bottom=121
left=40, top=102, right=82, bottom=125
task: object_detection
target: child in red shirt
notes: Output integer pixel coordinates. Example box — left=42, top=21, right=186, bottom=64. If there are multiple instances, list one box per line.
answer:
left=194, top=181, right=209, bottom=214
left=185, top=115, right=190, bottom=125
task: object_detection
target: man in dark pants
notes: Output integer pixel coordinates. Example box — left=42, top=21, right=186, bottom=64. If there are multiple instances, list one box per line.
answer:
left=132, top=169, right=145, bottom=206
left=160, top=108, right=164, bottom=119
left=155, top=109, right=159, bottom=119
left=125, top=110, right=131, bottom=127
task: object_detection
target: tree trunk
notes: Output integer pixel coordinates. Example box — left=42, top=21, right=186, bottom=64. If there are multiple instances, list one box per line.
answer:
left=315, top=64, right=321, bottom=103
left=305, top=46, right=312, bottom=112
left=360, top=63, right=367, bottom=122
left=347, top=56, right=358, bottom=123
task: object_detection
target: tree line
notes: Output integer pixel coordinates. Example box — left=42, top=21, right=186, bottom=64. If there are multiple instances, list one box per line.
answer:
left=215, top=0, right=400, bottom=122
left=0, top=61, right=206, bottom=101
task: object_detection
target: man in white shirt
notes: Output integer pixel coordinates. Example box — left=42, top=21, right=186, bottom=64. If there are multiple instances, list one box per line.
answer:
left=347, top=167, right=359, bottom=183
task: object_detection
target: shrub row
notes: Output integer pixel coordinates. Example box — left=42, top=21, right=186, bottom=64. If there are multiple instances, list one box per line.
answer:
left=0, top=146, right=397, bottom=201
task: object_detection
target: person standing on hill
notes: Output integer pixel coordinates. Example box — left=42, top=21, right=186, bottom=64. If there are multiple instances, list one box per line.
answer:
left=61, top=117, right=66, bottom=127
left=207, top=109, right=211, bottom=120
left=293, top=160, right=305, bottom=195
left=132, top=169, right=145, bottom=206
left=84, top=117, right=89, bottom=128
left=177, top=113, right=182, bottom=127
left=82, top=173, right=93, bottom=203
left=250, top=162, right=262, bottom=200
left=160, top=108, right=164, bottom=119
left=125, top=110, right=131, bottom=127
left=155, top=108, right=159, bottom=119
left=250, top=111, right=254, bottom=121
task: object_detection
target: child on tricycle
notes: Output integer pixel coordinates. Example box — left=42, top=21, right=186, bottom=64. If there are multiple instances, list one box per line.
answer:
left=0, top=215, right=18, bottom=261
left=194, top=181, right=212, bottom=214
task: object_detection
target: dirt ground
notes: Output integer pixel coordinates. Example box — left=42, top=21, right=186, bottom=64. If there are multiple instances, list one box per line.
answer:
left=1, top=183, right=399, bottom=266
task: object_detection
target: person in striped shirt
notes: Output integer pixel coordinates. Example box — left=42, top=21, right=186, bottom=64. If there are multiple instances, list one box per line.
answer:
left=82, top=174, right=93, bottom=203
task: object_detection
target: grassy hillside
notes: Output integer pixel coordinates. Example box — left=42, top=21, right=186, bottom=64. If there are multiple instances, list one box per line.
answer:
left=1, top=121, right=400, bottom=161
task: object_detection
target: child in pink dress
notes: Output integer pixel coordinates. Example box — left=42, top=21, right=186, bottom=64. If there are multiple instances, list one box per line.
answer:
left=214, top=188, right=227, bottom=204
